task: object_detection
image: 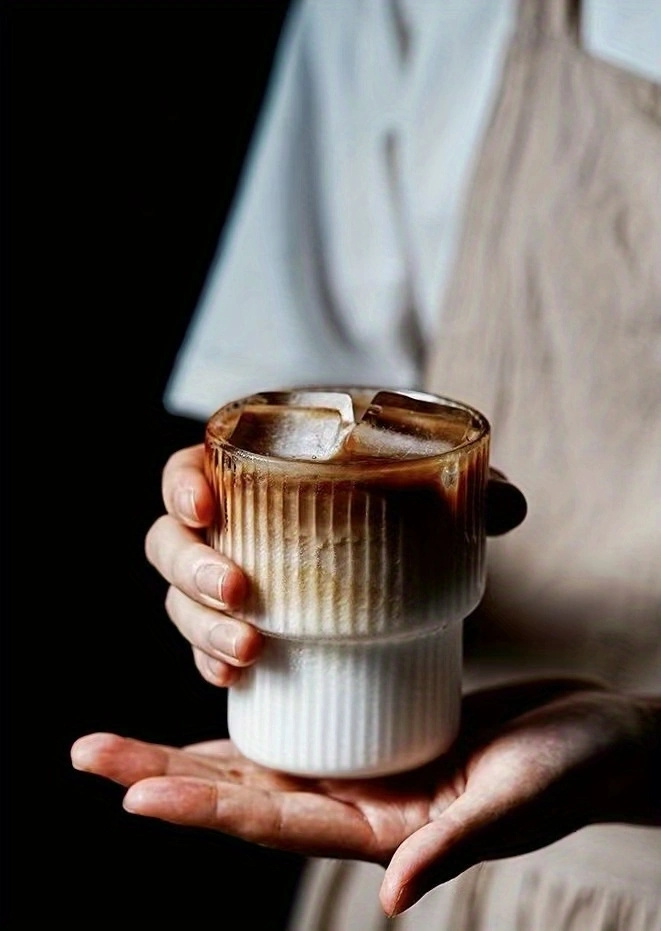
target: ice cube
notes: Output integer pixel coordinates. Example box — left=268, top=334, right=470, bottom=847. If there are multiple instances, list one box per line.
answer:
left=248, top=390, right=355, bottom=425
left=289, top=390, right=355, bottom=425
left=229, top=404, right=347, bottom=461
left=343, top=390, right=478, bottom=460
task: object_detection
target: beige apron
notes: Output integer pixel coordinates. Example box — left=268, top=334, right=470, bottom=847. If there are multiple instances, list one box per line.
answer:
left=288, top=0, right=661, bottom=927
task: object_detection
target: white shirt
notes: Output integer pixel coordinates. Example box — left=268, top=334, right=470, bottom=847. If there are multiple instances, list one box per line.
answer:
left=164, top=0, right=661, bottom=421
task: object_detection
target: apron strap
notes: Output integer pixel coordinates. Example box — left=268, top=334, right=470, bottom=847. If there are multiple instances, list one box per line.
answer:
left=516, top=0, right=581, bottom=45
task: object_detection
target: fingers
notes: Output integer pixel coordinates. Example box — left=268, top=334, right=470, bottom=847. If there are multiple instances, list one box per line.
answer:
left=146, top=515, right=245, bottom=610
left=486, top=468, right=527, bottom=536
left=146, top=446, right=263, bottom=680
left=164, top=588, right=261, bottom=684
left=165, top=582, right=262, bottom=685
left=379, top=686, right=620, bottom=916
left=161, top=443, right=215, bottom=528
left=71, top=734, right=378, bottom=859
left=380, top=812, right=476, bottom=916
left=122, top=778, right=377, bottom=859
left=146, top=516, right=262, bottom=680
left=71, top=733, right=301, bottom=787
left=70, top=733, right=227, bottom=785
left=380, top=783, right=539, bottom=916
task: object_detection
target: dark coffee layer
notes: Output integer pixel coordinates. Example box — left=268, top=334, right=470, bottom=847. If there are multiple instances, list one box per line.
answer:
left=205, top=387, right=490, bottom=639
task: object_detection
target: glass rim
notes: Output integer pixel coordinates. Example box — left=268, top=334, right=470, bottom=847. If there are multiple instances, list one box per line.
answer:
left=205, top=385, right=490, bottom=474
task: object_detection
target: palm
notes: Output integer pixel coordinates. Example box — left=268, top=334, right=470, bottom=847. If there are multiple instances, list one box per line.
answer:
left=72, top=677, right=644, bottom=914
left=73, top=730, right=443, bottom=861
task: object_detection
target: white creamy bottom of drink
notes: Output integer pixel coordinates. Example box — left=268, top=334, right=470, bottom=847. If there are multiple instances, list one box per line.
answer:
left=227, top=622, right=463, bottom=778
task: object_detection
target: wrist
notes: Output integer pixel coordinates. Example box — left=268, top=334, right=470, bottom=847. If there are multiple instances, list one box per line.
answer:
left=578, top=689, right=661, bottom=828
left=634, top=694, right=661, bottom=825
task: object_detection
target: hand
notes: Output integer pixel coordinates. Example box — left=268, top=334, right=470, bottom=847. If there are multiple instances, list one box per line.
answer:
left=145, top=444, right=527, bottom=687
left=71, top=677, right=660, bottom=916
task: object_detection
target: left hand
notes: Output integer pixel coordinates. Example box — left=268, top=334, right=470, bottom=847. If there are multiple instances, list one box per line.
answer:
left=71, top=677, right=660, bottom=916
left=144, top=445, right=527, bottom=690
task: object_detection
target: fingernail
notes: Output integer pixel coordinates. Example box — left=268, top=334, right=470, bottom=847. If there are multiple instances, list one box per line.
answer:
left=195, top=563, right=227, bottom=604
left=175, top=487, right=198, bottom=522
left=387, top=888, right=406, bottom=918
left=209, top=623, right=238, bottom=658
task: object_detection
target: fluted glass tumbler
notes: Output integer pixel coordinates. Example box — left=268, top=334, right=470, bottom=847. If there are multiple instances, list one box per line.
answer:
left=205, top=387, right=490, bottom=777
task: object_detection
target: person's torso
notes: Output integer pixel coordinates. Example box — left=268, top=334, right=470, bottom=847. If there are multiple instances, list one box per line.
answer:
left=289, top=3, right=661, bottom=927
left=422, top=0, right=661, bottom=695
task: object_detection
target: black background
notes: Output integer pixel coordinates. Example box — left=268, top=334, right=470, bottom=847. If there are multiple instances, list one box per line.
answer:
left=4, top=1, right=308, bottom=926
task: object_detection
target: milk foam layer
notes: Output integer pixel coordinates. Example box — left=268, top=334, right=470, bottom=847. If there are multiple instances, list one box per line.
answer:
left=205, top=388, right=490, bottom=641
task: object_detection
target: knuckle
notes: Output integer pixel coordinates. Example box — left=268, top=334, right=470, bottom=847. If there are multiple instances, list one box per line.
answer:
left=195, top=649, right=237, bottom=687
left=162, top=447, right=188, bottom=483
left=174, top=540, right=214, bottom=596
left=164, top=584, right=181, bottom=621
left=144, top=514, right=169, bottom=567
left=164, top=585, right=202, bottom=632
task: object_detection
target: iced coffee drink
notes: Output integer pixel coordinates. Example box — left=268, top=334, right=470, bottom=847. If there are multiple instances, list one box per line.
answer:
left=205, top=387, right=490, bottom=777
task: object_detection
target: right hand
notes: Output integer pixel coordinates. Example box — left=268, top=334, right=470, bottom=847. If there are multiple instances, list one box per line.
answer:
left=146, top=444, right=527, bottom=687
left=145, top=443, right=263, bottom=687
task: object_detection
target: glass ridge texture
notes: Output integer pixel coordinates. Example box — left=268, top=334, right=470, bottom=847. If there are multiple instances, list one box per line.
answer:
left=204, top=387, right=490, bottom=642
left=204, top=387, right=490, bottom=777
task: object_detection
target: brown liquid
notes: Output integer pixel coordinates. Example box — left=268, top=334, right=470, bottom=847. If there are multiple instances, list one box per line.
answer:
left=205, top=387, right=490, bottom=640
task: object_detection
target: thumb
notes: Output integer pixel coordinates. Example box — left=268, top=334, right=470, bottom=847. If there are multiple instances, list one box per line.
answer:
left=486, top=468, right=527, bottom=536
left=379, top=804, right=485, bottom=917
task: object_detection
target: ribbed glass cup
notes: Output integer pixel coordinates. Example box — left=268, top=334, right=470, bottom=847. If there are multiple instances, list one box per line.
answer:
left=205, top=387, right=490, bottom=777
